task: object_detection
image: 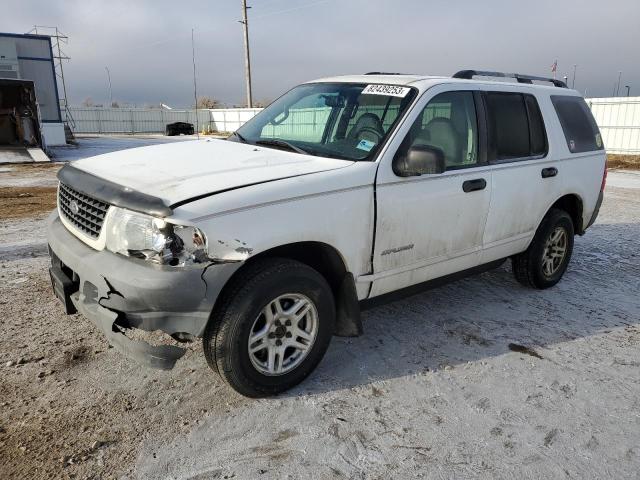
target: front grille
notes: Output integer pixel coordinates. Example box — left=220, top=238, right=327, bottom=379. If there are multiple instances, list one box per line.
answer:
left=58, top=182, right=110, bottom=239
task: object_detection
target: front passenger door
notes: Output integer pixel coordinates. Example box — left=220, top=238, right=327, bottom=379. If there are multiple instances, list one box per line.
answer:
left=370, top=90, right=492, bottom=297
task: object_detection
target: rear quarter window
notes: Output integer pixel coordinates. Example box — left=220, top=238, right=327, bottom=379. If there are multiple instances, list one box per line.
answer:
left=551, top=95, right=604, bottom=153
left=525, top=95, right=547, bottom=156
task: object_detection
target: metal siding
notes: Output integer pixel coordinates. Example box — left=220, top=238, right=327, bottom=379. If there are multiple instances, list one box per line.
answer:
left=587, top=97, right=640, bottom=154
left=18, top=59, right=60, bottom=121
left=12, top=36, right=52, bottom=60
left=0, top=34, right=60, bottom=122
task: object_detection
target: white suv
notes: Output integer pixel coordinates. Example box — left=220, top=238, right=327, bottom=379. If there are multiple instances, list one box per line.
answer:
left=48, top=70, right=606, bottom=396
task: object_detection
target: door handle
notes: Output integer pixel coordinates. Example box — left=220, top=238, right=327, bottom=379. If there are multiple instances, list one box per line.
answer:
left=462, top=178, right=487, bottom=193
left=541, top=167, right=558, bottom=178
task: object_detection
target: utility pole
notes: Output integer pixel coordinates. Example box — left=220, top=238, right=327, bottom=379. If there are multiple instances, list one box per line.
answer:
left=616, top=71, right=622, bottom=96
left=240, top=0, right=253, bottom=108
left=626, top=85, right=631, bottom=97
left=105, top=67, right=113, bottom=106
left=191, top=28, right=199, bottom=139
left=571, top=64, right=577, bottom=89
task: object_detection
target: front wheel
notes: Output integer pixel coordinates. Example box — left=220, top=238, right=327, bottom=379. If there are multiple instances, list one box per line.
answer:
left=203, top=258, right=335, bottom=397
left=512, top=208, right=574, bottom=289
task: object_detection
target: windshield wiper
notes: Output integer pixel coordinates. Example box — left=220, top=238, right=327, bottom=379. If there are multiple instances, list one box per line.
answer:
left=228, top=131, right=248, bottom=143
left=255, top=139, right=308, bottom=155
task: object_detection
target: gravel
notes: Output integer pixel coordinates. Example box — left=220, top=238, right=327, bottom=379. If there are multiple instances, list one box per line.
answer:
left=0, top=165, right=639, bottom=479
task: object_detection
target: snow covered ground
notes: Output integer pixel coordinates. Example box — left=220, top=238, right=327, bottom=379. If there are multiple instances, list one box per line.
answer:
left=48, top=134, right=198, bottom=162
left=1, top=167, right=639, bottom=479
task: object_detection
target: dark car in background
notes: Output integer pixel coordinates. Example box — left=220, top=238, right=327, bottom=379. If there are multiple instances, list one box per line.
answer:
left=165, top=121, right=194, bottom=136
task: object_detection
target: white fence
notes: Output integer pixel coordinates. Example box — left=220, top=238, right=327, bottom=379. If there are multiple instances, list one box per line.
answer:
left=67, top=107, right=262, bottom=135
left=586, top=97, right=640, bottom=154
left=68, top=99, right=640, bottom=155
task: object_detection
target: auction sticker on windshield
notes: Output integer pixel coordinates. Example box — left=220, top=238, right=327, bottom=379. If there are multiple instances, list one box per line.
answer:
left=361, top=84, right=410, bottom=97
left=356, top=139, right=376, bottom=151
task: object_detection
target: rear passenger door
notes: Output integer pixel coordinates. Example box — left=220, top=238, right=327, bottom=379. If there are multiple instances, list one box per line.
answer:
left=481, top=90, right=555, bottom=263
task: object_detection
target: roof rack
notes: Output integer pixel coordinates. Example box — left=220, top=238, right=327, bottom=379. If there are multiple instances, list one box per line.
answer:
left=364, top=72, right=407, bottom=75
left=452, top=70, right=567, bottom=88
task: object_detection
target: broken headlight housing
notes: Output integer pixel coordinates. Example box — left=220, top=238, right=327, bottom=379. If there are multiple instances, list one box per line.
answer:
left=104, top=207, right=209, bottom=267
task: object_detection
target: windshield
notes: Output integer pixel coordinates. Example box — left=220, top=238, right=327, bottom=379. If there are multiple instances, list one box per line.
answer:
left=231, top=82, right=417, bottom=161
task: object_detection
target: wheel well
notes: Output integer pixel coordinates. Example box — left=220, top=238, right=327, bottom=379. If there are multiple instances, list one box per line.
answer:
left=211, top=242, right=362, bottom=336
left=248, top=241, right=347, bottom=293
left=550, top=194, right=583, bottom=234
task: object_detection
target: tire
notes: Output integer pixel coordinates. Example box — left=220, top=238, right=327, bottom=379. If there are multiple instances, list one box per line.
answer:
left=512, top=208, right=574, bottom=289
left=203, top=258, right=335, bottom=397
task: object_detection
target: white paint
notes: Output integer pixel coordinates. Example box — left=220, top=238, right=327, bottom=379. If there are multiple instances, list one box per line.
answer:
left=55, top=75, right=606, bottom=305
left=72, top=139, right=352, bottom=205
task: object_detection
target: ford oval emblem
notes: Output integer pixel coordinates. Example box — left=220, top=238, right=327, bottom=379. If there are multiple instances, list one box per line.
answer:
left=69, top=200, right=80, bottom=215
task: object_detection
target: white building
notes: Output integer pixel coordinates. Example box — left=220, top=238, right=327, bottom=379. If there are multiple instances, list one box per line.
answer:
left=0, top=32, right=66, bottom=148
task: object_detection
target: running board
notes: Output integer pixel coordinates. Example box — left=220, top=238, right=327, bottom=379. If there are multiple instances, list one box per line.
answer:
left=360, top=258, right=507, bottom=311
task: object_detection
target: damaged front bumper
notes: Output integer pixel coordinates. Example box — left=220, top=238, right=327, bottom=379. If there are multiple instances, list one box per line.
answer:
left=46, top=211, right=241, bottom=370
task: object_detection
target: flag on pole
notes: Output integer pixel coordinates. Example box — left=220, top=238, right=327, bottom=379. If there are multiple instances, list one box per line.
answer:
left=551, top=60, right=557, bottom=74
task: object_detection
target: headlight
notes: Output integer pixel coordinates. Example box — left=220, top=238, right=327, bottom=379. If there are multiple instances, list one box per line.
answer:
left=104, top=207, right=209, bottom=267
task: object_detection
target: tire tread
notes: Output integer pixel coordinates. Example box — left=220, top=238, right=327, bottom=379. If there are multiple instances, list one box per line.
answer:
left=511, top=208, right=573, bottom=289
left=203, top=258, right=333, bottom=397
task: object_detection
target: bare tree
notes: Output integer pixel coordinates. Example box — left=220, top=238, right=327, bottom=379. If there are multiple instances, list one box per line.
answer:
left=195, top=96, right=220, bottom=109
left=253, top=98, right=272, bottom=108
left=82, top=97, right=94, bottom=107
left=110, top=101, right=120, bottom=108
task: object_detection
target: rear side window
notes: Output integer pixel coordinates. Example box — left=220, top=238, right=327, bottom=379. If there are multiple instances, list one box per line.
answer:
left=525, top=95, right=547, bottom=156
left=551, top=95, right=604, bottom=153
left=485, top=92, right=547, bottom=161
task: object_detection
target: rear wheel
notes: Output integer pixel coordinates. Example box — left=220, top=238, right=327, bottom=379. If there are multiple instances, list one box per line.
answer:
left=512, top=208, right=574, bottom=289
left=203, top=258, right=335, bottom=397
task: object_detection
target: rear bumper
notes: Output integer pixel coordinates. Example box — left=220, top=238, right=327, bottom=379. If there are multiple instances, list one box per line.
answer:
left=47, top=211, right=241, bottom=369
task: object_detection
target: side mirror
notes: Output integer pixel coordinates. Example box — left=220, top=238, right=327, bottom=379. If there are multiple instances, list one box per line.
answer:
left=393, top=145, right=445, bottom=177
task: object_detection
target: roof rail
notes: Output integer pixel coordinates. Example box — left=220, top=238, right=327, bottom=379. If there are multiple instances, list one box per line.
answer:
left=452, top=70, right=568, bottom=88
left=364, top=72, right=406, bottom=75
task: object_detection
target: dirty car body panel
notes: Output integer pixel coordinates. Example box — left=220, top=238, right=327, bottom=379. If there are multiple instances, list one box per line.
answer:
left=46, top=73, right=606, bottom=377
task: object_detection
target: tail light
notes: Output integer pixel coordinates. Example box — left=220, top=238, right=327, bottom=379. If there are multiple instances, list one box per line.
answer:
left=601, top=164, right=607, bottom=192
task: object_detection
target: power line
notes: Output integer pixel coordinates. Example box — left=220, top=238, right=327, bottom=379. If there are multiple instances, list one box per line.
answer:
left=250, top=0, right=335, bottom=19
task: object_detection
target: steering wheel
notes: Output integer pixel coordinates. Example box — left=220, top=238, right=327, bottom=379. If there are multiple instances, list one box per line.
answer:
left=355, top=126, right=383, bottom=144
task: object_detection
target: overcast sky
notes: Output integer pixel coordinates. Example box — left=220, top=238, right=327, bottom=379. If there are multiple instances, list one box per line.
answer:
left=3, top=0, right=639, bottom=107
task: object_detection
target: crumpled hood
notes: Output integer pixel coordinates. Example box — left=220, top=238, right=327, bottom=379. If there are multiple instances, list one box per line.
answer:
left=71, top=139, right=352, bottom=206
